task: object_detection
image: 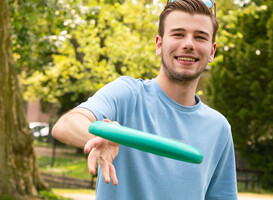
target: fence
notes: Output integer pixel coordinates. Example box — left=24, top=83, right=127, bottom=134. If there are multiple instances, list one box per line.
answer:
left=41, top=168, right=262, bottom=191
left=41, top=172, right=97, bottom=189
left=236, top=168, right=262, bottom=191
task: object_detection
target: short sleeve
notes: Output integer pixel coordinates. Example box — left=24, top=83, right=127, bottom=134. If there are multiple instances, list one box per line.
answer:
left=77, top=76, right=138, bottom=126
left=205, top=134, right=238, bottom=200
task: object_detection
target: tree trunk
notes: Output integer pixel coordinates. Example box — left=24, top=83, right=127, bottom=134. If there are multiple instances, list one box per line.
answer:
left=0, top=0, right=47, bottom=199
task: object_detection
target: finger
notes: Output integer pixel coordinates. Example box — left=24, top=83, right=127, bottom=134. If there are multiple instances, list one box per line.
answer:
left=109, top=163, right=118, bottom=186
left=87, top=149, right=99, bottom=175
left=84, top=137, right=103, bottom=154
left=99, top=156, right=110, bottom=184
left=102, top=119, right=120, bottom=126
left=102, top=119, right=111, bottom=122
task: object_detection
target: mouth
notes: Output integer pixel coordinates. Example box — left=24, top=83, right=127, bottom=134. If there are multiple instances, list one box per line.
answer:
left=174, top=56, right=199, bottom=62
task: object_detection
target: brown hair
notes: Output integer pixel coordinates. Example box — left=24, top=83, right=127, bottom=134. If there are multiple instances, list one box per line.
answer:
left=158, top=0, right=219, bottom=43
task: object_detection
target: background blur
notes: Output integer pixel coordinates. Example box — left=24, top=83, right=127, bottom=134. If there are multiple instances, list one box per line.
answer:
left=1, top=0, right=272, bottom=199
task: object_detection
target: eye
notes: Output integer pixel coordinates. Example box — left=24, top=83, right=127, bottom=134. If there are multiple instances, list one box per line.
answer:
left=196, top=36, right=206, bottom=40
left=173, top=33, right=184, bottom=37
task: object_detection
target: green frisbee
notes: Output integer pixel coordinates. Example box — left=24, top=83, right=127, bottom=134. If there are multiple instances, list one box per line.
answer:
left=89, top=121, right=203, bottom=164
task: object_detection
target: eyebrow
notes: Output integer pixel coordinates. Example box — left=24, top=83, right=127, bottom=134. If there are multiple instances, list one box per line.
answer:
left=169, top=28, right=186, bottom=33
left=195, top=30, right=210, bottom=38
left=169, top=28, right=210, bottom=38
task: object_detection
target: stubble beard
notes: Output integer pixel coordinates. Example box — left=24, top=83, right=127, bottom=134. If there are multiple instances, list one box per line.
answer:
left=161, top=52, right=206, bottom=85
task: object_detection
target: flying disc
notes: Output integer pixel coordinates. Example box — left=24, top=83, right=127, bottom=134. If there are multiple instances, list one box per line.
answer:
left=89, top=121, right=203, bottom=164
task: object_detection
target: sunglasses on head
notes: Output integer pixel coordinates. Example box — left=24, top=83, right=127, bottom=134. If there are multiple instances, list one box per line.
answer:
left=167, top=0, right=216, bottom=16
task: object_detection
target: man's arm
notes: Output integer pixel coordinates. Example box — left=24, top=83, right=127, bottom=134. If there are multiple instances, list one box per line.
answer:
left=52, top=107, right=96, bottom=148
left=52, top=107, right=119, bottom=185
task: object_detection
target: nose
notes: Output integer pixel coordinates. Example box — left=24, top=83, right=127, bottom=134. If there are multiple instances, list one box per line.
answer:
left=182, top=36, right=194, bottom=51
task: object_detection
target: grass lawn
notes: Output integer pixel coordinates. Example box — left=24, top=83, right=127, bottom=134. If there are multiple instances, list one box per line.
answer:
left=38, top=155, right=93, bottom=179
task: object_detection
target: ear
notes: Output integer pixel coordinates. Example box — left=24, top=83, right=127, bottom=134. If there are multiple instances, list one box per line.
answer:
left=209, top=43, right=217, bottom=63
left=156, top=35, right=162, bottom=56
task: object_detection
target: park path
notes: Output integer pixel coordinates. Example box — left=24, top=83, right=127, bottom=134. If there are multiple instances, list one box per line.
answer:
left=34, top=146, right=79, bottom=158
left=60, top=193, right=273, bottom=200
left=61, top=193, right=95, bottom=200
left=239, top=193, right=273, bottom=200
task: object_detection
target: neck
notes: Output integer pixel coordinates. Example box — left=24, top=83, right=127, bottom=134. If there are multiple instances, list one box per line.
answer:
left=155, top=70, right=200, bottom=106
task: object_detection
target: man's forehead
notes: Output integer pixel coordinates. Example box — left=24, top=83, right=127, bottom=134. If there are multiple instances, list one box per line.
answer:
left=164, top=10, right=214, bottom=35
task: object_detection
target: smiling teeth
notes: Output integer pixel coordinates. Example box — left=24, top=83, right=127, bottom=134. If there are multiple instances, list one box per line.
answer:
left=177, top=57, right=196, bottom=62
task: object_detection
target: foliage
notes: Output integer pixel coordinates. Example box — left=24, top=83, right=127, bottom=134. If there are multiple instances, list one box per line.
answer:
left=206, top=0, right=273, bottom=189
left=10, top=0, right=161, bottom=115
left=9, top=0, right=60, bottom=74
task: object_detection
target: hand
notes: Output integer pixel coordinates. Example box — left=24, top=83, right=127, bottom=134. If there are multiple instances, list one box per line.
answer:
left=84, top=119, right=120, bottom=185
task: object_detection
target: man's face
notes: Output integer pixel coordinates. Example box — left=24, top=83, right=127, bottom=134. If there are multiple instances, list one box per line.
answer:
left=156, top=11, right=216, bottom=82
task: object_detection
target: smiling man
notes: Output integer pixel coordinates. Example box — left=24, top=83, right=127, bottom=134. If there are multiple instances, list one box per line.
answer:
left=156, top=10, right=217, bottom=105
left=52, top=0, right=238, bottom=199
left=157, top=11, right=216, bottom=80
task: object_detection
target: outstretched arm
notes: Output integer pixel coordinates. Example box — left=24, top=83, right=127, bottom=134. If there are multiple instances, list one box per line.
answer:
left=52, top=108, right=120, bottom=185
left=52, top=107, right=96, bottom=148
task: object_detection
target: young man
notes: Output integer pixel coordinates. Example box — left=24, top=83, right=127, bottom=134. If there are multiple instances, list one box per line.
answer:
left=52, top=0, right=238, bottom=199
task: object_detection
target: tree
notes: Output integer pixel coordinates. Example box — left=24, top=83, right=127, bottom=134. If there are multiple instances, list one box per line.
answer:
left=206, top=0, right=273, bottom=189
left=18, top=0, right=160, bottom=115
left=0, top=0, right=47, bottom=199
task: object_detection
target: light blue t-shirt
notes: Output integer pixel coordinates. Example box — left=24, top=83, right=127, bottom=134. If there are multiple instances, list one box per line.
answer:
left=78, top=76, right=238, bottom=200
